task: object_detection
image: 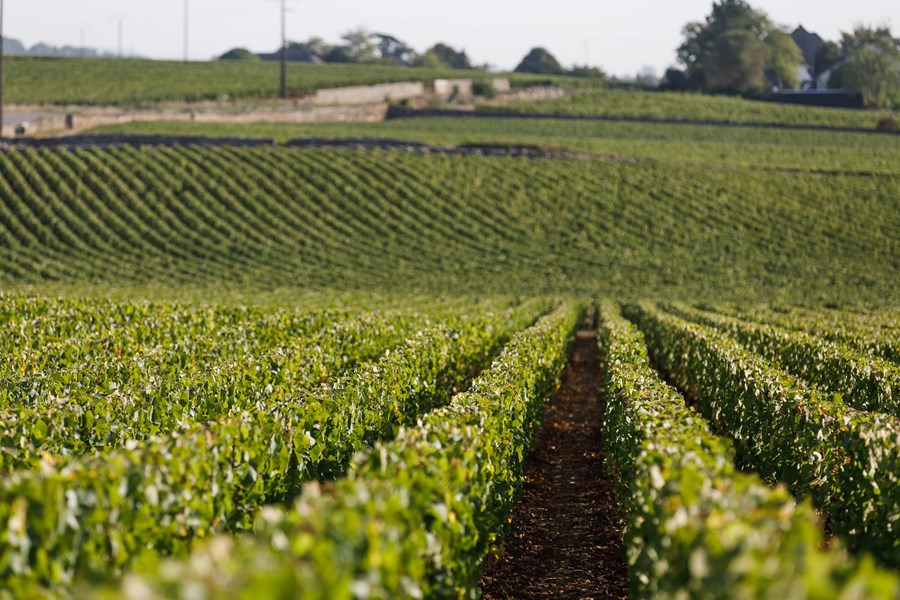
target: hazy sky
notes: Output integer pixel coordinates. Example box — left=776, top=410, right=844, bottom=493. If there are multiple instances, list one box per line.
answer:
left=5, top=1, right=898, bottom=76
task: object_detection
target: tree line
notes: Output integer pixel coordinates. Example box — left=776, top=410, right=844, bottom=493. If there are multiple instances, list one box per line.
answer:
left=661, top=0, right=900, bottom=109
left=220, top=30, right=606, bottom=81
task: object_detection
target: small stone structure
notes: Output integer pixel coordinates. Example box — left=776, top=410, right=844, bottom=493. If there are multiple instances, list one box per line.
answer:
left=312, top=82, right=425, bottom=106
left=433, top=79, right=474, bottom=99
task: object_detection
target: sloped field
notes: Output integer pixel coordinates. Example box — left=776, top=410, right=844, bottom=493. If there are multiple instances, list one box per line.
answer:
left=0, top=145, right=896, bottom=303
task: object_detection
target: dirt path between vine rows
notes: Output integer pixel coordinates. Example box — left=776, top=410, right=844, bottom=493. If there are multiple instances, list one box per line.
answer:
left=480, top=331, right=629, bottom=599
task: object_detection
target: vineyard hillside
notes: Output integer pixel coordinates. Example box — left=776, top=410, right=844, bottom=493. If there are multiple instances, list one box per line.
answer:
left=2, top=56, right=600, bottom=106
left=0, top=145, right=896, bottom=304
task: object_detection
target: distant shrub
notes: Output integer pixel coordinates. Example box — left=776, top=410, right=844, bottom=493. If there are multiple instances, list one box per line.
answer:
left=876, top=117, right=898, bottom=132
left=218, top=48, right=259, bottom=61
left=472, top=80, right=497, bottom=99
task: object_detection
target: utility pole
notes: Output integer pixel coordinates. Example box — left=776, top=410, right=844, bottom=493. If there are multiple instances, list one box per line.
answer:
left=118, top=20, right=123, bottom=58
left=183, top=0, right=189, bottom=62
left=1, top=0, right=5, bottom=136
left=280, top=0, right=287, bottom=99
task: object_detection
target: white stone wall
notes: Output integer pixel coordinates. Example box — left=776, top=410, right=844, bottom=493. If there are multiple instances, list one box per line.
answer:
left=313, top=82, right=425, bottom=105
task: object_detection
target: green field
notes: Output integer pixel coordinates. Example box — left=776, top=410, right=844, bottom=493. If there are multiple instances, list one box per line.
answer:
left=2, top=85, right=899, bottom=598
left=483, top=88, right=899, bottom=129
left=3, top=56, right=599, bottom=106
left=86, top=115, right=900, bottom=174
left=0, top=145, right=896, bottom=303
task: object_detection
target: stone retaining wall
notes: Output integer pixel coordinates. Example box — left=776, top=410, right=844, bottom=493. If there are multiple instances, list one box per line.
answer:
left=312, top=82, right=425, bottom=105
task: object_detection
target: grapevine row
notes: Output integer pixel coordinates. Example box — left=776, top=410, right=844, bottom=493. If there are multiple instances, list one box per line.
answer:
left=664, top=302, right=900, bottom=417
left=0, top=301, right=543, bottom=591
left=598, top=302, right=899, bottom=598
left=625, top=303, right=900, bottom=567
left=86, top=303, right=579, bottom=599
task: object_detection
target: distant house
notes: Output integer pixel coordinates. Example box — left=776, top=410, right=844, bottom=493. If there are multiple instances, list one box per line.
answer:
left=773, top=25, right=862, bottom=107
left=791, top=26, right=825, bottom=88
left=790, top=25, right=853, bottom=90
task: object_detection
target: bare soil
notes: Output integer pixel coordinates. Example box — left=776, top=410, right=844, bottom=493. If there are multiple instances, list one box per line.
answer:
left=480, top=331, right=629, bottom=599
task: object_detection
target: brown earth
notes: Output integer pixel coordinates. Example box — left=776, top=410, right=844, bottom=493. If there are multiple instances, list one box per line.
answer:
left=480, top=331, right=629, bottom=599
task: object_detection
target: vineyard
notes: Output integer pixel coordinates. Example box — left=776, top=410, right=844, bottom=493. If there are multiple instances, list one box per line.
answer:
left=483, top=88, right=900, bottom=129
left=2, top=57, right=598, bottom=107
left=0, top=116, right=898, bottom=598
left=0, top=294, right=899, bottom=597
left=0, top=146, right=896, bottom=301
left=87, top=115, right=900, bottom=174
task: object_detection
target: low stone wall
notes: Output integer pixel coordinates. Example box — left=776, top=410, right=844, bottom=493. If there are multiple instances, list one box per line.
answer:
left=312, top=82, right=425, bottom=106
left=492, top=78, right=512, bottom=93
left=13, top=104, right=390, bottom=137
left=433, top=79, right=474, bottom=99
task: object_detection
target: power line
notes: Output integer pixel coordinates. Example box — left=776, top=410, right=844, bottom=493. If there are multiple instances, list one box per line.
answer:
left=281, top=0, right=286, bottom=99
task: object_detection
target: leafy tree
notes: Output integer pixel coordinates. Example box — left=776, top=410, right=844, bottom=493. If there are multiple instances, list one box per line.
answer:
left=660, top=67, right=689, bottom=91
left=828, top=27, right=900, bottom=108
left=704, top=30, right=767, bottom=94
left=414, top=49, right=446, bottom=69
left=677, top=0, right=801, bottom=94
left=812, top=41, right=842, bottom=83
left=301, top=37, right=333, bottom=56
left=431, top=43, right=473, bottom=69
left=765, top=28, right=801, bottom=88
left=373, top=33, right=417, bottom=65
left=334, top=28, right=378, bottom=63
left=514, top=47, right=564, bottom=75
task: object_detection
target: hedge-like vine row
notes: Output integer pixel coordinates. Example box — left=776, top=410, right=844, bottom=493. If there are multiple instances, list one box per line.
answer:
left=598, top=302, right=899, bottom=598
left=663, top=302, right=900, bottom=417
left=625, top=302, right=900, bottom=568
left=0, top=301, right=543, bottom=593
left=80, top=303, right=579, bottom=599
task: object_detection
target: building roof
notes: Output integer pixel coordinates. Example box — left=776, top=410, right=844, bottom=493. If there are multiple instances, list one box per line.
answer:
left=792, top=25, right=825, bottom=67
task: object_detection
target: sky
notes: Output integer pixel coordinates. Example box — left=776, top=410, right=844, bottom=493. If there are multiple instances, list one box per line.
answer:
left=4, top=1, right=898, bottom=77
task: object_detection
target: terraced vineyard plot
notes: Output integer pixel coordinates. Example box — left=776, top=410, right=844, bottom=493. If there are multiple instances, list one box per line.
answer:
left=85, top=115, right=900, bottom=174
left=3, top=56, right=602, bottom=106
left=484, top=88, right=898, bottom=130
left=0, top=145, right=896, bottom=303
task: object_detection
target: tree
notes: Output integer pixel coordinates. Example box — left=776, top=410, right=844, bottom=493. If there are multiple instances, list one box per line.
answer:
left=302, top=37, right=332, bottom=56
left=704, top=29, right=767, bottom=94
left=829, top=27, right=900, bottom=108
left=334, top=28, right=378, bottom=63
left=430, top=43, right=472, bottom=69
left=373, top=33, right=416, bottom=65
left=659, top=67, right=689, bottom=91
left=812, top=41, right=842, bottom=83
left=514, top=47, right=564, bottom=75
left=677, top=0, right=801, bottom=94
left=765, top=28, right=801, bottom=89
